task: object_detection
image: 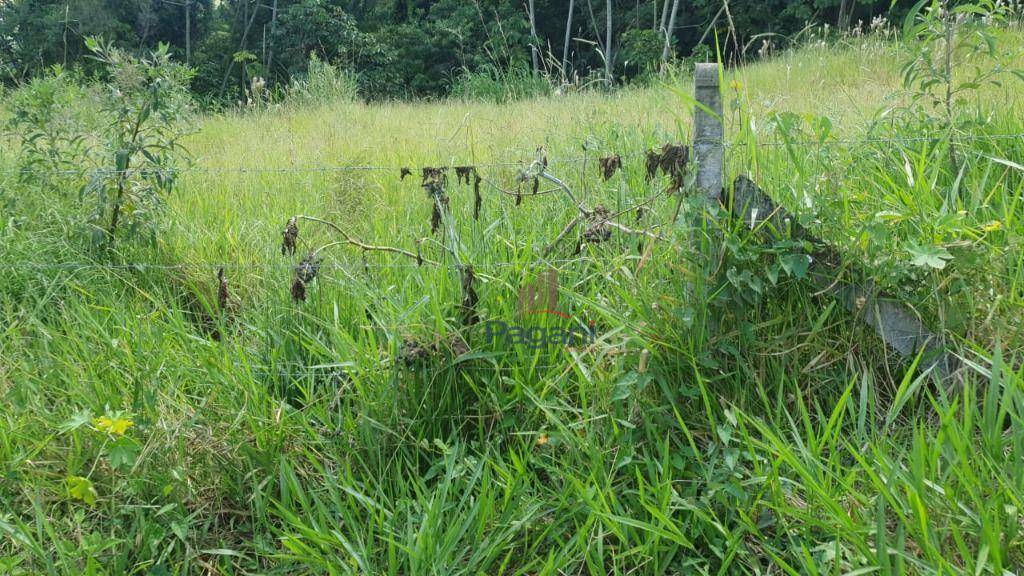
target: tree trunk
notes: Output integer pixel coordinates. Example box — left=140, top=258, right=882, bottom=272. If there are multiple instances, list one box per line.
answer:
left=266, top=0, right=278, bottom=74
left=721, top=0, right=740, bottom=65
left=658, top=0, right=670, bottom=34
left=605, top=0, right=613, bottom=86
left=562, top=0, right=575, bottom=80
left=585, top=0, right=607, bottom=80
left=661, top=0, right=680, bottom=63
left=838, top=0, right=851, bottom=30
left=219, top=0, right=260, bottom=100
left=527, top=0, right=539, bottom=76
left=62, top=4, right=69, bottom=67
left=184, top=0, right=191, bottom=65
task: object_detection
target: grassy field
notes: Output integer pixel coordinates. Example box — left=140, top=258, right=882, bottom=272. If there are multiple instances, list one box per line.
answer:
left=3, top=32, right=1024, bottom=574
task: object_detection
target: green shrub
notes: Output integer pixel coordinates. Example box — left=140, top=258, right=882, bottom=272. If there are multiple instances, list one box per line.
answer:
left=80, top=37, right=194, bottom=248
left=899, top=0, right=1022, bottom=130
left=5, top=65, right=100, bottom=182
left=286, top=54, right=360, bottom=105
left=618, top=29, right=664, bottom=81
left=450, top=62, right=551, bottom=103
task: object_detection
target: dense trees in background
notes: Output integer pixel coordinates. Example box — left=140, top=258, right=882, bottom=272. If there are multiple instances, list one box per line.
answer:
left=0, top=0, right=911, bottom=101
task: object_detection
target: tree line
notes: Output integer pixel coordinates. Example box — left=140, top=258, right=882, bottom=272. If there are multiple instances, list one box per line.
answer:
left=0, top=0, right=912, bottom=102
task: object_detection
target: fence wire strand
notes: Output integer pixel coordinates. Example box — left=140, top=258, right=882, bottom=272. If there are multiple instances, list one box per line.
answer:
left=2, top=131, right=1020, bottom=177
left=22, top=361, right=573, bottom=379
left=724, top=132, right=1024, bottom=148
left=0, top=256, right=646, bottom=271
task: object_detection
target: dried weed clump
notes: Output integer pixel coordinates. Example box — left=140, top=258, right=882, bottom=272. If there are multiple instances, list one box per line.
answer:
left=645, top=144, right=689, bottom=193
left=583, top=205, right=613, bottom=244
left=599, top=154, right=622, bottom=180
left=422, top=167, right=449, bottom=233
left=291, top=252, right=321, bottom=302
left=454, top=166, right=482, bottom=220
left=281, top=217, right=299, bottom=256
left=398, top=333, right=470, bottom=368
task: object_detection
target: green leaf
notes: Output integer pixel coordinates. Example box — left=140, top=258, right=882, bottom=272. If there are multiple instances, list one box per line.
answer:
left=115, top=150, right=129, bottom=172
left=170, top=521, right=188, bottom=542
left=907, top=242, right=953, bottom=270
left=107, top=437, right=141, bottom=471
left=613, top=371, right=638, bottom=401
left=84, top=36, right=102, bottom=54
left=65, top=476, right=97, bottom=505
left=612, top=371, right=652, bottom=401
left=58, top=409, right=93, bottom=434
left=138, top=102, right=152, bottom=126
left=717, top=424, right=733, bottom=445
left=780, top=253, right=811, bottom=279
left=199, top=548, right=249, bottom=559
left=902, top=0, right=932, bottom=41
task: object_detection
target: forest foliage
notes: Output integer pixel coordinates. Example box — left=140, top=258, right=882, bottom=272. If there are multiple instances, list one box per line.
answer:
left=0, top=0, right=915, bottom=102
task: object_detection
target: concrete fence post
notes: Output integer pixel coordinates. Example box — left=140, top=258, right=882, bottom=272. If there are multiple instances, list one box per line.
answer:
left=693, top=63, right=724, bottom=201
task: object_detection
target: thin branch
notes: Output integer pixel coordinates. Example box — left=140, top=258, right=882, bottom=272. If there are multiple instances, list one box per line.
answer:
left=483, top=178, right=560, bottom=197
left=419, top=235, right=457, bottom=260
left=604, top=188, right=670, bottom=221
left=296, top=215, right=438, bottom=265
left=544, top=215, right=584, bottom=257
left=603, top=220, right=664, bottom=240
left=538, top=167, right=667, bottom=256
left=537, top=167, right=588, bottom=214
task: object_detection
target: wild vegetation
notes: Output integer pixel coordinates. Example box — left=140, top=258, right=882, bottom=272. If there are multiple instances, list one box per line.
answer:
left=3, top=2, right=1024, bottom=575
left=2, top=0, right=911, bottom=102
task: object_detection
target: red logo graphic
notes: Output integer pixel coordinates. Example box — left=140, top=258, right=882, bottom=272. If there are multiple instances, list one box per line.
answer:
left=519, top=269, right=568, bottom=318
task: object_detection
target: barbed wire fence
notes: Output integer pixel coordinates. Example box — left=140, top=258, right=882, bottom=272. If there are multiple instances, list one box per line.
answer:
left=2, top=64, right=1020, bottom=386
left=0, top=130, right=1018, bottom=271
left=1, top=130, right=1021, bottom=179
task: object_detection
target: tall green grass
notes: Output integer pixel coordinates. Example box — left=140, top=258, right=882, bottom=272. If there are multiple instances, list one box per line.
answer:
left=450, top=62, right=552, bottom=103
left=2, top=34, right=1024, bottom=574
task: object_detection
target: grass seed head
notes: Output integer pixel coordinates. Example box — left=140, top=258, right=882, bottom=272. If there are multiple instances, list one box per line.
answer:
left=658, top=144, right=689, bottom=193
left=473, top=171, right=482, bottom=220
left=460, top=265, right=480, bottom=327
left=584, top=225, right=612, bottom=243
left=645, top=149, right=662, bottom=181
left=658, top=143, right=689, bottom=175
left=422, top=167, right=450, bottom=232
left=217, top=267, right=230, bottom=310
left=399, top=336, right=431, bottom=366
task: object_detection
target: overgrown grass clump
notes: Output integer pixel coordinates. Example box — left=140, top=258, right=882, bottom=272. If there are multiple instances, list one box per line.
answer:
left=2, top=31, right=1024, bottom=575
